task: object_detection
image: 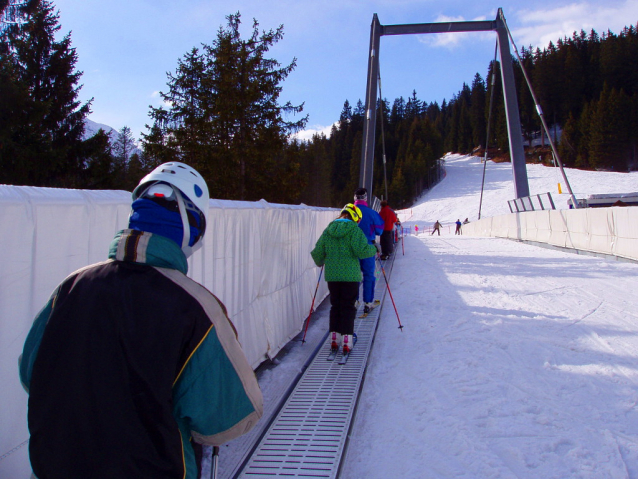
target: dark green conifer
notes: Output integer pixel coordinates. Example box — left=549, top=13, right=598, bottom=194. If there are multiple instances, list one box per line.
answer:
left=0, top=0, right=92, bottom=186
left=144, top=13, right=307, bottom=202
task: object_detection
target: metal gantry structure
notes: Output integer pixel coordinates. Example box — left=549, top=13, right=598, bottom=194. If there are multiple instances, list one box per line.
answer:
left=359, top=8, right=530, bottom=201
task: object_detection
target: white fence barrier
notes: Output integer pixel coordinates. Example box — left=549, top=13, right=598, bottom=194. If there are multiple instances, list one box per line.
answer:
left=0, top=185, right=336, bottom=478
left=462, top=207, right=638, bottom=262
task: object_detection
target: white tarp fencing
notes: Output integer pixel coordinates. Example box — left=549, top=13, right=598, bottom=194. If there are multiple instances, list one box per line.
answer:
left=462, top=206, right=638, bottom=262
left=0, top=184, right=335, bottom=478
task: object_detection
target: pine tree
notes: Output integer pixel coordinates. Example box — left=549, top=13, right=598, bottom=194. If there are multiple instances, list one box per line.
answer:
left=0, top=0, right=92, bottom=186
left=80, top=129, right=115, bottom=189
left=112, top=125, right=136, bottom=187
left=558, top=112, right=579, bottom=167
left=388, top=165, right=408, bottom=208
left=469, top=73, right=486, bottom=148
left=517, top=50, right=538, bottom=147
left=143, top=13, right=307, bottom=202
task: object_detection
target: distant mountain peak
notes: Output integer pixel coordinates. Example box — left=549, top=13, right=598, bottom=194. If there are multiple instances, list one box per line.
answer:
left=83, top=119, right=141, bottom=153
left=83, top=118, right=116, bottom=140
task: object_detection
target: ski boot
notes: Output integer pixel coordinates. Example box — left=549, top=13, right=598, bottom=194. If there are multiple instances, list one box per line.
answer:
left=330, top=331, right=341, bottom=351
left=342, top=333, right=357, bottom=354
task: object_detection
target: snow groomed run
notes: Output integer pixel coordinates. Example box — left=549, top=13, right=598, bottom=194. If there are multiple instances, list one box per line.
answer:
left=235, top=250, right=397, bottom=478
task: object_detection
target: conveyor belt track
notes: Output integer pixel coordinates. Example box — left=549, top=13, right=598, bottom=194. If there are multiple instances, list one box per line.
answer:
left=236, top=253, right=395, bottom=478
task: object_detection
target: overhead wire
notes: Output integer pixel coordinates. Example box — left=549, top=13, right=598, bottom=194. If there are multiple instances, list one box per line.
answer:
left=377, top=66, right=389, bottom=201
left=498, top=10, right=580, bottom=208
left=478, top=41, right=499, bottom=220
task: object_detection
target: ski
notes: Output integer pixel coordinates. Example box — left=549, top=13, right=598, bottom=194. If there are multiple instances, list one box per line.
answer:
left=327, top=348, right=339, bottom=361
left=338, top=334, right=357, bottom=364
left=338, top=351, right=350, bottom=364
left=358, top=299, right=381, bottom=318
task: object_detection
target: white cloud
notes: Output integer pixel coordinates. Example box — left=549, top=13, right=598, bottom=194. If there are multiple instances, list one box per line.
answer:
left=150, top=91, right=172, bottom=108
left=292, top=123, right=337, bottom=142
left=412, top=2, right=637, bottom=53
left=511, top=1, right=638, bottom=50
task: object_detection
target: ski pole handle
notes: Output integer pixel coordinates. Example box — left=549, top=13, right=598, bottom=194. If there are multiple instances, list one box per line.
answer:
left=211, top=446, right=219, bottom=479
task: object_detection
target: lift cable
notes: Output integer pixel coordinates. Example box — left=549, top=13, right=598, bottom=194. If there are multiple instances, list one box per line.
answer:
left=377, top=66, right=389, bottom=202
left=499, top=10, right=580, bottom=209
left=478, top=41, right=499, bottom=220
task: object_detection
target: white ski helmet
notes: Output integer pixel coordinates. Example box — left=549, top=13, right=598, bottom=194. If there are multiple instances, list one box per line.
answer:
left=132, top=162, right=210, bottom=257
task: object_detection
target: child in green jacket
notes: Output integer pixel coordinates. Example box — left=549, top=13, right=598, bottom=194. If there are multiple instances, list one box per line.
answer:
left=311, top=204, right=378, bottom=353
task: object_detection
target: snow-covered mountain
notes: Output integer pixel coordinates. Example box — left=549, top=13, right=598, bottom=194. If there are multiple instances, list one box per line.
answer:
left=83, top=118, right=142, bottom=155
left=83, top=118, right=117, bottom=140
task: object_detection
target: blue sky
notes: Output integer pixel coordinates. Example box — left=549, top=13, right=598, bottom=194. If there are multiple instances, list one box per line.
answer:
left=51, top=0, right=638, bottom=142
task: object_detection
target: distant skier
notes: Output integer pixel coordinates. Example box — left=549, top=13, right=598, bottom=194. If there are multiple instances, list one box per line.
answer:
left=415, top=224, right=419, bottom=235
left=353, top=188, right=384, bottom=314
left=455, top=219, right=462, bottom=235
left=463, top=218, right=470, bottom=224
left=19, top=162, right=263, bottom=479
left=379, top=200, right=398, bottom=259
left=431, top=220, right=442, bottom=235
left=311, top=204, right=377, bottom=354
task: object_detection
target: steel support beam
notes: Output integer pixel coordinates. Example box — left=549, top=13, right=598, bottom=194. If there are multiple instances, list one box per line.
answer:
left=495, top=10, right=529, bottom=198
left=359, top=14, right=381, bottom=197
left=382, top=20, right=496, bottom=36
left=359, top=10, right=530, bottom=200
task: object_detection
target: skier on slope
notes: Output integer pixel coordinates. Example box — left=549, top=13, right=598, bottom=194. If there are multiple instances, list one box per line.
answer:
left=19, top=162, right=263, bottom=479
left=311, top=204, right=378, bottom=355
left=353, top=188, right=384, bottom=314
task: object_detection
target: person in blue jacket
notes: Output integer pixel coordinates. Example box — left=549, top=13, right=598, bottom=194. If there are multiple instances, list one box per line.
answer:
left=353, top=187, right=384, bottom=313
left=19, top=162, right=263, bottom=479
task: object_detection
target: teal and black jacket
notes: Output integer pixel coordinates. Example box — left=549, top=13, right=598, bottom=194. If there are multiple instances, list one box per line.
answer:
left=311, top=219, right=377, bottom=282
left=19, top=229, right=263, bottom=479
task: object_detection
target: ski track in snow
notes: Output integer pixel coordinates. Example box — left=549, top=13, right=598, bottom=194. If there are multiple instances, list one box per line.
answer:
left=340, top=155, right=638, bottom=478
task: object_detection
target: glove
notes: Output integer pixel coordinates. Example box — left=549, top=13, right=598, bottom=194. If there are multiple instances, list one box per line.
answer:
left=374, top=242, right=381, bottom=254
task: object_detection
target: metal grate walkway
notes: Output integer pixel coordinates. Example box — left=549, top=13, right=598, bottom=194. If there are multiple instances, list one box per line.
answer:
left=237, top=257, right=392, bottom=478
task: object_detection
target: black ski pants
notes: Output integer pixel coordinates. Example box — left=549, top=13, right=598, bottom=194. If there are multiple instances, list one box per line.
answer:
left=328, top=281, right=359, bottom=335
left=380, top=230, right=394, bottom=257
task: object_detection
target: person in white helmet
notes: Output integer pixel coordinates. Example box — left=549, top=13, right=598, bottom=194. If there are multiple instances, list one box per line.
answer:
left=19, top=162, right=263, bottom=479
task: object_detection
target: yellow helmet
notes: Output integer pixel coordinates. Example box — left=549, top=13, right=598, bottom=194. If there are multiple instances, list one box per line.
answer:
left=341, top=203, right=362, bottom=223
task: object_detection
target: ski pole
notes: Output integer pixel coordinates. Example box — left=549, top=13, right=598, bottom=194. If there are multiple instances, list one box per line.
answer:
left=302, top=265, right=324, bottom=344
left=210, top=446, right=219, bottom=479
left=401, top=226, right=405, bottom=256
left=376, top=257, right=403, bottom=331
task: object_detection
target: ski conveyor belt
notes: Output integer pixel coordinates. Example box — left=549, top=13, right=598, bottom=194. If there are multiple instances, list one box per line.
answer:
left=235, top=248, right=397, bottom=478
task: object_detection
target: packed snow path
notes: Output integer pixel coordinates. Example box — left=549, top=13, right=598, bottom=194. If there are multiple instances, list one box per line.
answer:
left=341, top=233, right=638, bottom=479
left=234, top=256, right=395, bottom=478
left=212, top=154, right=638, bottom=478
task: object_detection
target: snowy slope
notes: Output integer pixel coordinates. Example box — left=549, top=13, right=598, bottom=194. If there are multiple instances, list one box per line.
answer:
left=399, top=153, right=638, bottom=232
left=339, top=155, right=638, bottom=478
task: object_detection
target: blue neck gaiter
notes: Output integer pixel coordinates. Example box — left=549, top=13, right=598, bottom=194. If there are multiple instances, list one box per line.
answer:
left=129, top=198, right=184, bottom=247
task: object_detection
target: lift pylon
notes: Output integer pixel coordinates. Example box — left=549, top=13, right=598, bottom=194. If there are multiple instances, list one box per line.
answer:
left=359, top=9, right=530, bottom=200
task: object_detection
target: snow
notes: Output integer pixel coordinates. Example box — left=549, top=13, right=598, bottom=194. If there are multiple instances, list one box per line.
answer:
left=339, top=155, right=638, bottom=478
left=402, top=153, right=638, bottom=233
left=343, top=235, right=638, bottom=478
left=8, top=154, right=638, bottom=478
left=229, top=154, right=638, bottom=478
left=83, top=118, right=116, bottom=139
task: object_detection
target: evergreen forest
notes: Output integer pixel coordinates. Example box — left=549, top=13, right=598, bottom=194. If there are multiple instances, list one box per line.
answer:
left=1, top=0, right=637, bottom=208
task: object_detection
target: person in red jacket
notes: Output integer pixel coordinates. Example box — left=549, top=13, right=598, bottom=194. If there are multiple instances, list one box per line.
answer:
left=379, top=200, right=398, bottom=260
